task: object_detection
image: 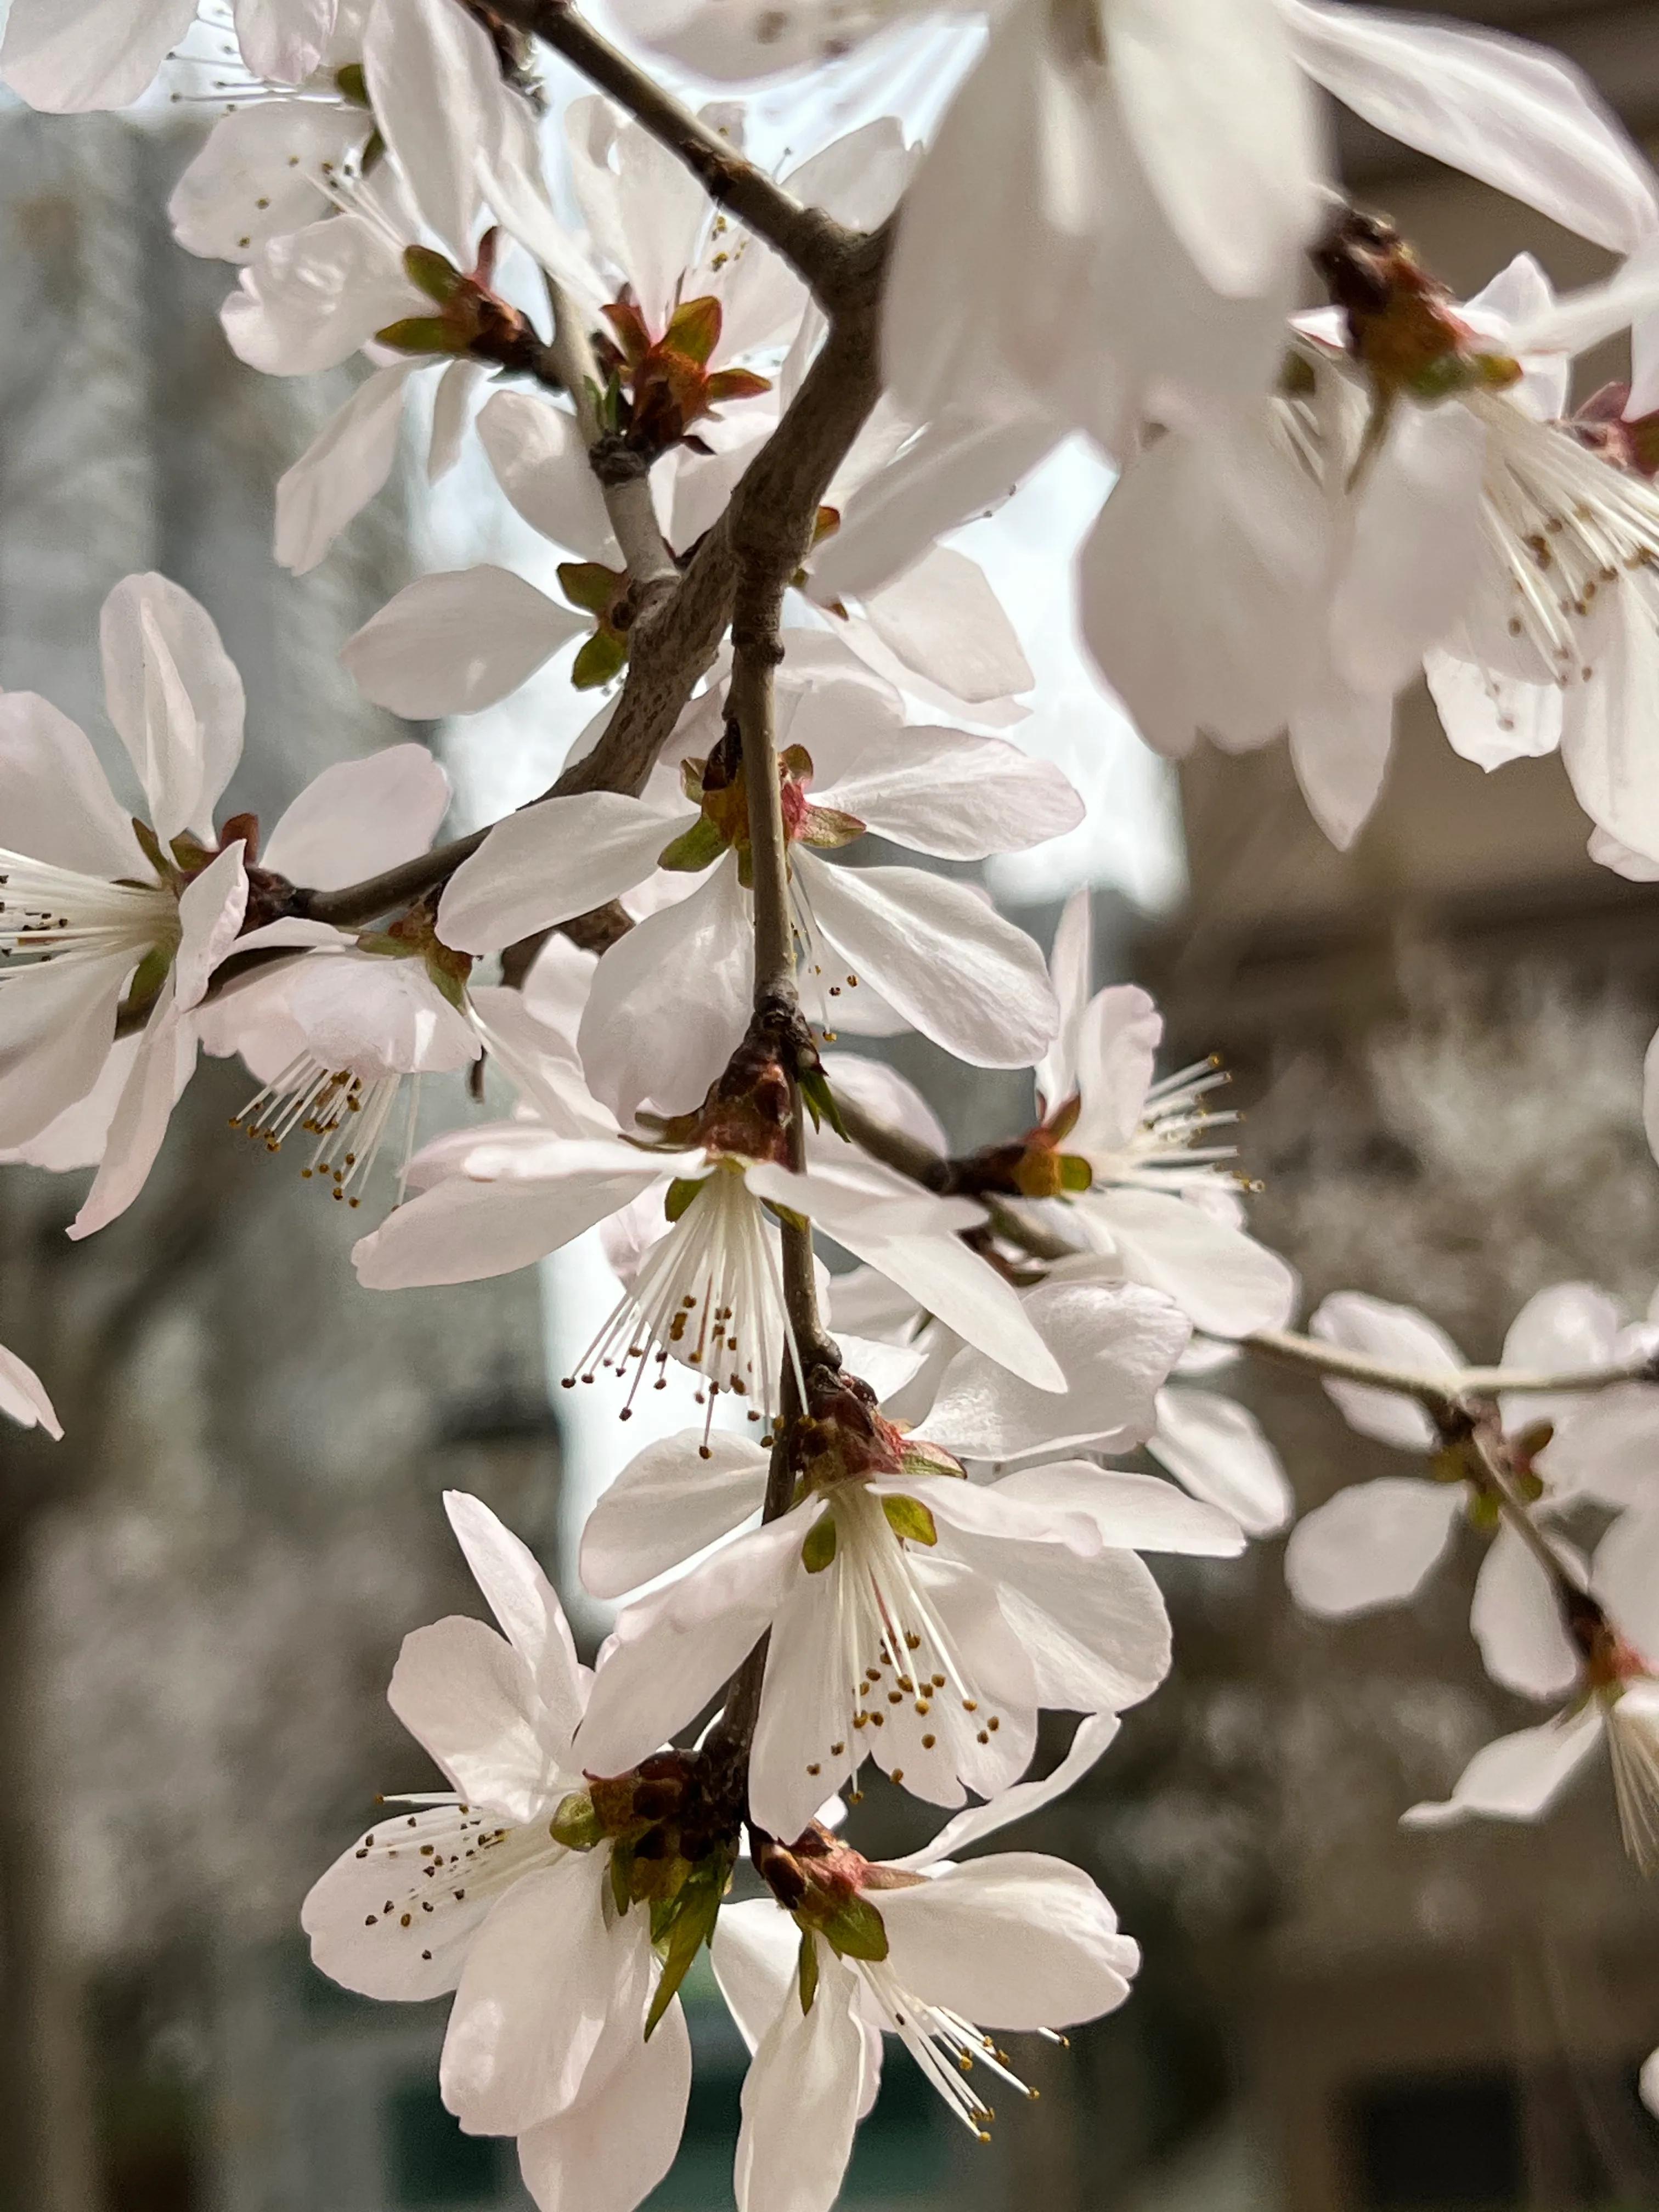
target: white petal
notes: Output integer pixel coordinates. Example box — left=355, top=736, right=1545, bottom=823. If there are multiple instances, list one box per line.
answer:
left=1073, top=986, right=1161, bottom=1153
left=711, top=1899, right=799, bottom=2053
left=952, top=1529, right=1171, bottom=1713
left=1309, top=1290, right=1463, bottom=1448
left=263, top=745, right=450, bottom=888
left=577, top=860, right=753, bottom=1124
left=478, top=390, right=617, bottom=560
left=342, top=568, right=586, bottom=719
left=301, top=1803, right=493, bottom=2001
left=1425, top=645, right=1562, bottom=771
left=734, top=1944, right=865, bottom=2212
left=992, top=1463, right=1245, bottom=1558
left=275, top=363, right=421, bottom=574
left=820, top=727, right=1081, bottom=861
left=1147, top=1387, right=1293, bottom=1537
left=443, top=1491, right=585, bottom=1744
left=747, top=1567, right=867, bottom=1842
left=101, top=574, right=246, bottom=842
left=1539, top=1383, right=1659, bottom=1511
left=0, top=1342, right=60, bottom=1437
left=1284, top=0, right=1659, bottom=254
left=1088, top=1188, right=1296, bottom=1338
left=168, top=99, right=368, bottom=264
left=925, top=1277, right=1190, bottom=1458
left=878, top=1853, right=1138, bottom=2029
left=574, top=1506, right=816, bottom=1777
left=353, top=1169, right=653, bottom=1287
left=1401, top=1704, right=1604, bottom=1828
left=0, top=692, right=142, bottom=878
left=580, top=1432, right=770, bottom=1600
left=428, top=358, right=484, bottom=483
left=1561, top=577, right=1659, bottom=857
left=860, top=547, right=1032, bottom=705
left=904, top=1712, right=1122, bottom=1871
left=1497, top=1280, right=1623, bottom=1435
left=1283, top=1478, right=1463, bottom=1616
left=364, top=0, right=504, bottom=263
left=0, top=955, right=131, bottom=1151
left=819, top=1052, right=947, bottom=1158
left=1592, top=1505, right=1659, bottom=1662
left=222, top=215, right=416, bottom=376
left=439, top=792, right=684, bottom=953
left=1288, top=687, right=1395, bottom=851
left=800, top=856, right=1057, bottom=1069
left=1470, top=1521, right=1582, bottom=1703
left=442, top=1856, right=634, bottom=2132
left=235, top=0, right=335, bottom=81
left=1, top=0, right=196, bottom=111
left=518, top=1995, right=691, bottom=2212
left=388, top=1615, right=565, bottom=1822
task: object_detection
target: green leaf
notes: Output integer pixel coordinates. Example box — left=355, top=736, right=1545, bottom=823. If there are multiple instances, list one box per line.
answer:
left=646, top=1866, right=726, bottom=2039
left=557, top=561, right=624, bottom=616
left=664, top=295, right=723, bottom=366
left=821, top=1893, right=888, bottom=1963
left=657, top=816, right=727, bottom=873
left=881, top=1494, right=938, bottom=1548
left=608, top=1842, right=634, bottom=1919
left=375, top=315, right=465, bottom=358
left=798, top=1066, right=849, bottom=1143
left=664, top=1175, right=708, bottom=1224
left=797, top=1928, right=820, bottom=2015
left=802, top=1512, right=839, bottom=1574
left=798, top=805, right=866, bottom=850
left=403, top=244, right=463, bottom=303
left=572, top=628, right=629, bottom=691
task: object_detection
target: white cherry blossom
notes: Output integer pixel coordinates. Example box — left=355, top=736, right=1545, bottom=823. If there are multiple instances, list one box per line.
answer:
left=0, top=1343, right=60, bottom=1437
left=303, top=1489, right=693, bottom=2202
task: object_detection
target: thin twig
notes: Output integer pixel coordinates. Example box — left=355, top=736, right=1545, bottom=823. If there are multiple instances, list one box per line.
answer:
left=477, top=0, right=861, bottom=300
left=1463, top=1418, right=1582, bottom=1596
left=1245, top=1325, right=1659, bottom=1413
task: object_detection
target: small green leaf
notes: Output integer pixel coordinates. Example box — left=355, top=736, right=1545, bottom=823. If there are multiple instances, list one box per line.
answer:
left=558, top=561, right=624, bottom=616
left=798, top=1066, right=849, bottom=1142
left=646, top=1865, right=726, bottom=2039
left=1058, top=1154, right=1093, bottom=1193
left=130, top=817, right=171, bottom=882
left=404, top=244, right=463, bottom=302
left=572, top=628, right=629, bottom=690
left=798, top=805, right=866, bottom=850
left=802, top=1512, right=839, bottom=1574
left=335, top=60, right=370, bottom=105
left=797, top=1928, right=820, bottom=2015
left=881, top=1494, right=938, bottom=1548
left=664, top=1175, right=708, bottom=1224
left=664, top=295, right=723, bottom=366
left=608, top=1842, right=634, bottom=1918
left=657, top=816, right=727, bottom=873
left=375, top=315, right=465, bottom=358
left=821, top=1893, right=888, bottom=1963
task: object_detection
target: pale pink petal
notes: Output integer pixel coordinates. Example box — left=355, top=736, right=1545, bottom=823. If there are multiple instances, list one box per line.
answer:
left=0, top=692, right=142, bottom=878
left=353, top=1169, right=654, bottom=1288
left=1425, top=646, right=1562, bottom=771
left=276, top=363, right=421, bottom=574
left=364, top=0, right=505, bottom=263
left=990, top=1464, right=1245, bottom=1558
left=1470, top=1521, right=1582, bottom=1702
left=1401, top=1703, right=1604, bottom=1829
left=1284, top=1477, right=1463, bottom=1616
left=301, top=1803, right=493, bottom=2001
left=235, top=0, right=336, bottom=82
left=443, top=1491, right=584, bottom=1744
left=860, top=548, right=1032, bottom=705
left=903, top=1713, right=1122, bottom=1871
left=1147, top=1387, right=1294, bottom=1537
left=1309, top=1290, right=1464, bottom=1449
left=168, top=101, right=370, bottom=264
left=1, top=0, right=196, bottom=111
left=388, top=1615, right=565, bottom=1821
left=1288, top=688, right=1395, bottom=853
left=819, top=727, right=1081, bottom=861
left=0, top=1342, right=60, bottom=1437
left=101, top=574, right=246, bottom=842
left=517, top=1994, right=691, bottom=2212
left=478, top=390, right=617, bottom=560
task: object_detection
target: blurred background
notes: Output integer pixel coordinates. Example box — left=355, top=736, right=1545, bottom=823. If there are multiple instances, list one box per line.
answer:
left=5, top=1, right=1659, bottom=2207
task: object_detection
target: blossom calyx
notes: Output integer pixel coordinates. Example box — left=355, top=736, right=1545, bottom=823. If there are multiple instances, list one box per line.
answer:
left=378, top=236, right=552, bottom=377
left=595, top=290, right=771, bottom=459
left=1312, top=209, right=1521, bottom=403
left=362, top=895, right=473, bottom=1010
left=753, top=1825, right=924, bottom=1969
left=662, top=723, right=864, bottom=885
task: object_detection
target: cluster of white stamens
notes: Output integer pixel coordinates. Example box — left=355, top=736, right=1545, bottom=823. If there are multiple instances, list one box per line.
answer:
left=805, top=1487, right=1000, bottom=1801
left=230, top=1056, right=420, bottom=1207
left=563, top=1161, right=799, bottom=1442
left=352, top=1798, right=567, bottom=1962
left=1086, top=1059, right=1243, bottom=1195
left=1471, top=391, right=1659, bottom=684
left=856, top=1956, right=1042, bottom=2141
left=1605, top=1688, right=1659, bottom=1874
left=0, top=850, right=175, bottom=977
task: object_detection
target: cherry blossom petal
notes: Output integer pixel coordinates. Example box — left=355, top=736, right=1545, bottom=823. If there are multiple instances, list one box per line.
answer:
left=1592, top=1505, right=1659, bottom=1662
left=574, top=1505, right=817, bottom=1777
left=710, top=1899, right=800, bottom=2052
left=1401, top=1703, right=1605, bottom=1829
left=819, top=728, right=1081, bottom=861
left=1147, top=1387, right=1294, bottom=1537
left=353, top=1169, right=656, bottom=1288
left=235, top=0, right=336, bottom=82
left=263, top=746, right=450, bottom=888
left=860, top=548, right=1032, bottom=706
left=168, top=100, right=369, bottom=264
left=957, top=1531, right=1172, bottom=1714
left=477, top=390, right=618, bottom=560
left=577, top=860, right=754, bottom=1124
left=301, top=1804, right=493, bottom=2001
left=342, top=568, right=587, bottom=719
left=1496, top=1280, right=1623, bottom=1435
left=1470, top=1521, right=1582, bottom=1703
left=389, top=1615, right=566, bottom=1821
left=799, top=857, right=1057, bottom=1070
left=733, top=1943, right=866, bottom=2212
left=517, top=1995, right=691, bottom=2212
left=442, top=1857, right=637, bottom=2133
left=439, top=793, right=686, bottom=953
left=443, top=1491, right=584, bottom=1745
left=101, top=575, right=246, bottom=844
left=579, top=1432, right=771, bottom=1600
left=1560, top=577, right=1659, bottom=859
left=877, top=1853, right=1138, bottom=2030
left=1539, top=1383, right=1659, bottom=1511
left=0, top=0, right=196, bottom=112
left=1284, top=1477, right=1463, bottom=1616
left=0, top=692, right=142, bottom=878
left=0, top=956, right=132, bottom=1151
left=923, top=1278, right=1190, bottom=1458
left=1288, top=687, right=1395, bottom=852
left=0, top=1342, right=60, bottom=1437
left=1035, top=889, right=1093, bottom=1113
left=1283, top=1, right=1659, bottom=255
left=991, top=1464, right=1245, bottom=1557
left=902, top=1713, right=1122, bottom=1871
left=1087, top=1188, right=1296, bottom=1338
left=222, top=216, right=417, bottom=377
left=1309, top=1291, right=1465, bottom=1449
left=364, top=0, right=505, bottom=264
left=275, top=363, right=423, bottom=575
left=748, top=1564, right=863, bottom=1839
left=1073, top=985, right=1161, bottom=1153
left=1425, top=646, right=1562, bottom=772
left=819, top=1053, right=947, bottom=1158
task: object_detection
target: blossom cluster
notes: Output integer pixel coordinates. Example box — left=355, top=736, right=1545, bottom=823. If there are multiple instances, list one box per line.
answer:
left=8, top=0, right=1659, bottom=2203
